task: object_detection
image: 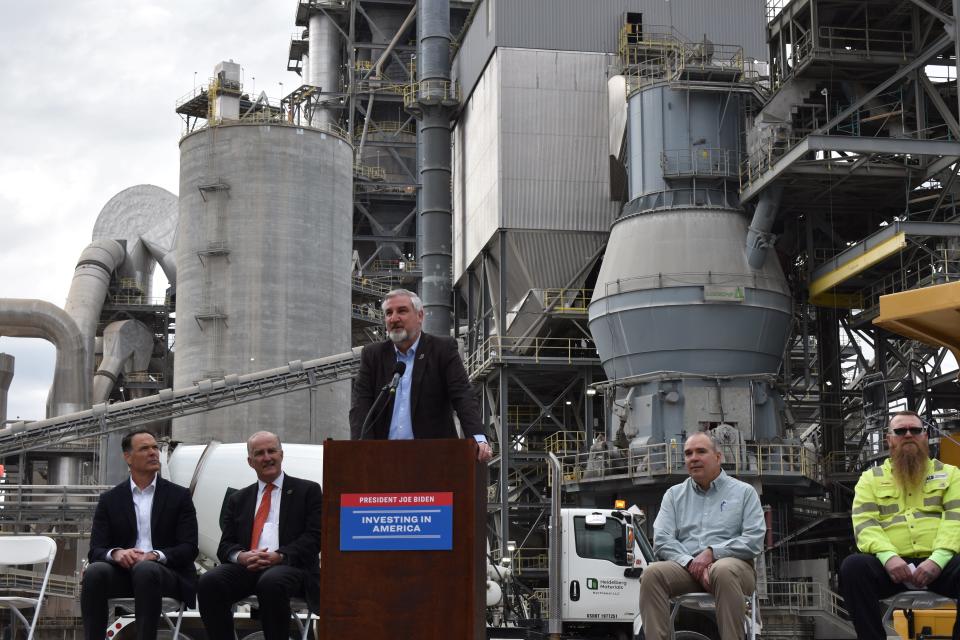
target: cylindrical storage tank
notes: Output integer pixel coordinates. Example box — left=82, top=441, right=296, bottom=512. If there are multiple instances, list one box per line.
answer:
left=173, top=122, right=353, bottom=445
left=589, top=207, right=792, bottom=379
left=626, top=85, right=743, bottom=207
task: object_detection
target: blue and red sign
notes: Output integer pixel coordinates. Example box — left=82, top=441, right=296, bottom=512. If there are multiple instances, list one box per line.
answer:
left=340, top=491, right=453, bottom=551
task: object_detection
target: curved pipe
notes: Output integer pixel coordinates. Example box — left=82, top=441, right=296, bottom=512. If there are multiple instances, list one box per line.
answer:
left=64, top=240, right=125, bottom=339
left=745, top=186, right=783, bottom=270
left=144, top=237, right=177, bottom=288
left=0, top=299, right=89, bottom=417
left=63, top=239, right=125, bottom=406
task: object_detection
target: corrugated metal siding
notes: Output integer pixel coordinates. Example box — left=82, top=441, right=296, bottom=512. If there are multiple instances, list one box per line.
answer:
left=453, top=49, right=501, bottom=280
left=503, top=230, right=608, bottom=294
left=499, top=49, right=620, bottom=232
left=454, top=0, right=767, bottom=101
left=496, top=0, right=766, bottom=58
left=453, top=0, right=498, bottom=105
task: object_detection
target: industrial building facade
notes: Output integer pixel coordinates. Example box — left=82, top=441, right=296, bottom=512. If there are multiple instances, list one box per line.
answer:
left=1, top=0, right=960, bottom=637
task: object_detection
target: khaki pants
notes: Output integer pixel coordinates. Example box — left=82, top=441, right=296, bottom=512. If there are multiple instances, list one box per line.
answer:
left=639, top=557, right=755, bottom=640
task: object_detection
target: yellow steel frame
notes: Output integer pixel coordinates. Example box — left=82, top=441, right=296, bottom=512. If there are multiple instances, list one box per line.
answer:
left=874, top=280, right=960, bottom=362
left=808, top=232, right=907, bottom=306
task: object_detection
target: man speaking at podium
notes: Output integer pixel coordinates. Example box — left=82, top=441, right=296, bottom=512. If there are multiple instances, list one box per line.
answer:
left=349, top=288, right=492, bottom=463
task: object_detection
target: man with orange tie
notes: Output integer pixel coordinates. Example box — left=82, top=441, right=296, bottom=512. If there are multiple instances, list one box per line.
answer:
left=197, top=431, right=322, bottom=640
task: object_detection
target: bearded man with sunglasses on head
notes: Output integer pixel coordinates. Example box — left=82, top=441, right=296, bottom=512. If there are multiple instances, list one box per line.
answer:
left=840, top=410, right=960, bottom=639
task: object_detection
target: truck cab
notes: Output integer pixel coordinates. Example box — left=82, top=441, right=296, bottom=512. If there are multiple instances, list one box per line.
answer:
left=561, top=507, right=654, bottom=627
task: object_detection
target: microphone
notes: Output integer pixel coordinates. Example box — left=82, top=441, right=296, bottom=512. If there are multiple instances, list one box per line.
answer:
left=388, top=361, right=407, bottom=394
left=358, top=361, right=407, bottom=440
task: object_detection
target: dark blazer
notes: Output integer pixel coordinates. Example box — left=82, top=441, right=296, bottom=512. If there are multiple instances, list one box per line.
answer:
left=216, top=474, right=322, bottom=611
left=349, top=332, right=484, bottom=440
left=88, top=476, right=199, bottom=605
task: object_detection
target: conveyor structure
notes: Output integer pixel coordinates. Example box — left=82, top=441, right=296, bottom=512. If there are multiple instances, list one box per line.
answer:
left=0, top=348, right=361, bottom=457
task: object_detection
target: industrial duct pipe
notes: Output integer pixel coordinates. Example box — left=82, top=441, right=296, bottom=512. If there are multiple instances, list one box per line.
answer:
left=64, top=240, right=125, bottom=340
left=63, top=239, right=126, bottom=400
left=0, top=353, right=13, bottom=424
left=93, top=320, right=155, bottom=403
left=0, top=299, right=90, bottom=417
left=308, top=12, right=339, bottom=126
left=745, top=186, right=783, bottom=270
left=418, top=0, right=455, bottom=335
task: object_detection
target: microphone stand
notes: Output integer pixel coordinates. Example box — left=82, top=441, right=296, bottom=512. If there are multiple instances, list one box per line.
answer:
left=358, top=380, right=397, bottom=440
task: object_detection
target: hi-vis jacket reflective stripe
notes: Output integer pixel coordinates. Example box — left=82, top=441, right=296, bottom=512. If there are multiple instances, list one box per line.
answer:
left=852, top=458, right=960, bottom=565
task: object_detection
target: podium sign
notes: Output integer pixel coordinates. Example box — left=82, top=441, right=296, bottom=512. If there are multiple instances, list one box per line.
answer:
left=339, top=491, right=453, bottom=551
left=320, top=439, right=486, bottom=640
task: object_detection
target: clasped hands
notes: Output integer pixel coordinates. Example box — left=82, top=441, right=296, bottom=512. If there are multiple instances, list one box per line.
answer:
left=884, top=555, right=941, bottom=588
left=111, top=548, right=159, bottom=569
left=237, top=549, right=283, bottom=572
left=687, top=548, right=715, bottom=591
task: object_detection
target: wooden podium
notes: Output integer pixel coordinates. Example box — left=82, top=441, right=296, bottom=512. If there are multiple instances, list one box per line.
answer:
left=319, top=439, right=486, bottom=639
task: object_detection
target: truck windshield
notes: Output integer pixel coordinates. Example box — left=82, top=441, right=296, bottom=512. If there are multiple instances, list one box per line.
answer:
left=573, top=516, right=628, bottom=566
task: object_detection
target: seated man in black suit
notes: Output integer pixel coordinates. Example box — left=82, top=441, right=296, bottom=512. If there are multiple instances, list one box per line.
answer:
left=198, top=431, right=322, bottom=640
left=81, top=429, right=199, bottom=640
left=349, top=287, right=493, bottom=462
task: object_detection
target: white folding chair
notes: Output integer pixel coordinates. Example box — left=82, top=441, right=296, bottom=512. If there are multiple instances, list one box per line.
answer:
left=669, top=591, right=759, bottom=640
left=881, top=590, right=955, bottom=638
left=0, top=535, right=57, bottom=640
left=237, top=595, right=313, bottom=640
left=108, top=597, right=186, bottom=640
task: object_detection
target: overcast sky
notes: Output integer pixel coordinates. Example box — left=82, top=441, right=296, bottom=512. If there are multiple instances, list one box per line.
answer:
left=0, top=0, right=299, bottom=421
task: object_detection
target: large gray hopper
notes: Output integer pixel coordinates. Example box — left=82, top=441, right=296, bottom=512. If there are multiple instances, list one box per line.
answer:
left=590, top=65, right=792, bottom=444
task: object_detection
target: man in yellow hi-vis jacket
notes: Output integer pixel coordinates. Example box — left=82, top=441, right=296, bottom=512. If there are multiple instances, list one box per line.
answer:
left=840, top=410, right=960, bottom=639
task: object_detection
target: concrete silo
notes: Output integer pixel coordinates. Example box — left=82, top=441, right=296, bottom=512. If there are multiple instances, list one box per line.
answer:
left=589, top=37, right=793, bottom=445
left=173, top=61, right=353, bottom=444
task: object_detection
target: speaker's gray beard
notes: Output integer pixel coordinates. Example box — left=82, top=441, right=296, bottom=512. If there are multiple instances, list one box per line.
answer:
left=388, top=329, right=408, bottom=344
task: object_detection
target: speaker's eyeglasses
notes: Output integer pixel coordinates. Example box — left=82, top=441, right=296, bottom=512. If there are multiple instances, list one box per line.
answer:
left=891, top=427, right=925, bottom=437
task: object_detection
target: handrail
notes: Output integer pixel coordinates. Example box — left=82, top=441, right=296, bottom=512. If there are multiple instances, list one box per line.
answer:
left=597, top=271, right=787, bottom=297
left=465, top=336, right=598, bottom=377
left=351, top=303, right=383, bottom=322
left=0, top=569, right=80, bottom=598
left=763, top=581, right=849, bottom=619
left=107, top=295, right=170, bottom=307
left=124, top=372, right=165, bottom=384
left=353, top=164, right=386, bottom=181
left=403, top=80, right=461, bottom=109
left=618, top=25, right=745, bottom=92
left=368, top=259, right=419, bottom=273
left=557, top=442, right=822, bottom=485
left=540, top=288, right=593, bottom=313
left=661, top=148, right=739, bottom=178
left=818, top=25, right=912, bottom=56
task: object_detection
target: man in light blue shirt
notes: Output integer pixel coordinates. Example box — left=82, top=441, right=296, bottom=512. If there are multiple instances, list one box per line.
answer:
left=639, top=432, right=765, bottom=640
